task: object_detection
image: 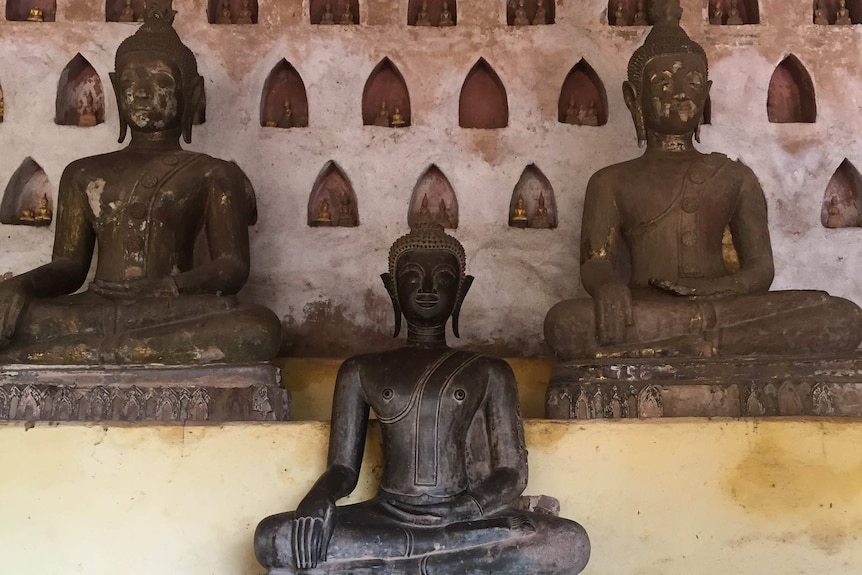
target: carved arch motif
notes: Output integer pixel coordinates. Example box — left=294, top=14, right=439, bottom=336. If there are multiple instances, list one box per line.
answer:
left=767, top=55, right=816, bottom=124
left=508, top=165, right=557, bottom=229
left=0, top=157, right=53, bottom=226
left=308, top=161, right=359, bottom=227
left=260, top=59, right=309, bottom=128
left=362, top=58, right=411, bottom=128
left=459, top=59, right=508, bottom=129
left=558, top=59, right=608, bottom=126
left=56, top=54, right=105, bottom=127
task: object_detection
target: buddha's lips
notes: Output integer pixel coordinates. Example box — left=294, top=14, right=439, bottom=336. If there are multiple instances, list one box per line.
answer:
left=415, top=295, right=439, bottom=308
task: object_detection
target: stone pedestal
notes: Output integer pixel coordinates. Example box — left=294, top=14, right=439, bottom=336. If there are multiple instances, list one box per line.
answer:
left=546, top=355, right=862, bottom=419
left=0, top=364, right=289, bottom=422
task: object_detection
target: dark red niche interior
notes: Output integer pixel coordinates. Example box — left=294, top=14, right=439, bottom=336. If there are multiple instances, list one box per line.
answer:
left=260, top=60, right=309, bottom=128
left=767, top=55, right=816, bottom=123
left=459, top=59, right=508, bottom=129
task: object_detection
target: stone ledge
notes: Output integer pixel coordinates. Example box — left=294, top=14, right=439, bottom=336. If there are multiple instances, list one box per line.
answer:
left=0, top=364, right=289, bottom=422
left=546, top=355, right=862, bottom=419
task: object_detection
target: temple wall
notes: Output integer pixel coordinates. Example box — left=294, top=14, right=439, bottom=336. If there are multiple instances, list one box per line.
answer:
left=1, top=419, right=861, bottom=575
left=1, top=0, right=861, bottom=357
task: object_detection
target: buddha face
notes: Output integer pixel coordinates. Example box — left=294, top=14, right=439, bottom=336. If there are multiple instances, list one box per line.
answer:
left=640, top=54, right=710, bottom=135
left=116, top=53, right=184, bottom=132
left=395, top=249, right=461, bottom=327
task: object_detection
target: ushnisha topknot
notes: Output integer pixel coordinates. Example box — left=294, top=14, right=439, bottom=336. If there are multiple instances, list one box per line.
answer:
left=627, top=0, right=708, bottom=94
left=388, top=223, right=467, bottom=281
left=115, top=0, right=199, bottom=96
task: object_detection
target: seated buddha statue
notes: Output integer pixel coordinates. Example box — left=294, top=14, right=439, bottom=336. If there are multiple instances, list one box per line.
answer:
left=544, top=0, right=862, bottom=360
left=0, top=0, right=281, bottom=364
left=255, top=223, right=590, bottom=575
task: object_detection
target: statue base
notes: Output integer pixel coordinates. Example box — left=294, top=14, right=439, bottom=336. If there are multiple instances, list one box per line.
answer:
left=0, top=364, right=289, bottom=422
left=546, top=355, right=862, bottom=419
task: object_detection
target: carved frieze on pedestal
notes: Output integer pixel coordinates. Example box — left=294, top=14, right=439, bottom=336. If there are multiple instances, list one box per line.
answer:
left=0, top=364, right=289, bottom=422
left=546, top=356, right=862, bottom=419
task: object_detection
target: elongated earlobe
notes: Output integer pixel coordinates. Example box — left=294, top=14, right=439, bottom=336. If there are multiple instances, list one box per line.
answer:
left=380, top=273, right=401, bottom=338
left=623, top=81, right=646, bottom=148
left=451, top=275, right=474, bottom=339
left=183, top=75, right=205, bottom=144
left=110, top=72, right=129, bottom=144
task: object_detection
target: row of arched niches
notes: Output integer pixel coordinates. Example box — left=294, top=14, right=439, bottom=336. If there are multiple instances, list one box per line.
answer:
left=8, top=1, right=862, bottom=26
left=0, top=53, right=826, bottom=131
left=3, top=156, right=861, bottom=231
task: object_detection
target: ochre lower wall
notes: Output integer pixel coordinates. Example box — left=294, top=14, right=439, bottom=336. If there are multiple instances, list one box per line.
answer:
left=1, top=419, right=861, bottom=575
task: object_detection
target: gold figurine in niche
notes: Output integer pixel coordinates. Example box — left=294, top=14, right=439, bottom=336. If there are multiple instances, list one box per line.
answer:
left=216, top=0, right=232, bottom=23
left=416, top=0, right=431, bottom=25
left=836, top=0, right=852, bottom=25
left=513, top=0, right=530, bottom=26
left=27, top=8, right=44, bottom=22
left=375, top=101, right=390, bottom=127
left=532, top=0, right=546, bottom=25
left=320, top=0, right=335, bottom=24
left=18, top=209, right=35, bottom=222
left=391, top=107, right=406, bottom=127
left=77, top=93, right=98, bottom=127
left=511, top=194, right=528, bottom=227
left=237, top=0, right=253, bottom=24
left=119, top=0, right=136, bottom=22
left=340, top=1, right=354, bottom=24
left=314, top=198, right=333, bottom=226
left=632, top=1, right=648, bottom=26
left=416, top=194, right=433, bottom=224
left=35, top=194, right=52, bottom=224
left=439, top=0, right=454, bottom=26
left=726, top=0, right=744, bottom=25
left=279, top=99, right=293, bottom=129
left=532, top=191, right=551, bottom=229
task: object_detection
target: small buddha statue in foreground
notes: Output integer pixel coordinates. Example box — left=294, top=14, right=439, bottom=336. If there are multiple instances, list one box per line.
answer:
left=511, top=194, right=529, bottom=227
left=0, top=0, right=281, bottom=364
left=544, top=0, right=862, bottom=360
left=439, top=0, right=454, bottom=26
left=255, top=223, right=590, bottom=575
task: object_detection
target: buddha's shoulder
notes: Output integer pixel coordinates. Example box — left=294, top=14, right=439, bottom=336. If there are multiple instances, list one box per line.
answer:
left=587, top=157, right=647, bottom=186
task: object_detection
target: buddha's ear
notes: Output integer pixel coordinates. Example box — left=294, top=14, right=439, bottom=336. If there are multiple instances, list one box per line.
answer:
left=380, top=273, right=401, bottom=338
left=451, top=275, right=474, bottom=339
left=110, top=72, right=129, bottom=144
left=182, top=75, right=205, bottom=144
left=623, top=81, right=646, bottom=148
left=696, top=79, right=713, bottom=144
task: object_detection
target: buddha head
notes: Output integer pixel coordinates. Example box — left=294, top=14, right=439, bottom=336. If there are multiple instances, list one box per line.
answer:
left=110, top=0, right=204, bottom=144
left=382, top=223, right=474, bottom=338
left=623, top=0, right=711, bottom=146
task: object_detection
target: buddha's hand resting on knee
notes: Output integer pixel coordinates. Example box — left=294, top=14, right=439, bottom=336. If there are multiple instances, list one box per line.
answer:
left=292, top=495, right=336, bottom=569
left=385, top=493, right=484, bottom=526
left=594, top=282, right=633, bottom=345
left=650, top=276, right=745, bottom=298
left=0, top=282, right=28, bottom=349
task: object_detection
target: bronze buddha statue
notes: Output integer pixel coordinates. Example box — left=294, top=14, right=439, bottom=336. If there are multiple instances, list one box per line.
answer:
left=0, top=0, right=281, bottom=364
left=544, top=0, right=862, bottom=360
left=255, top=223, right=590, bottom=575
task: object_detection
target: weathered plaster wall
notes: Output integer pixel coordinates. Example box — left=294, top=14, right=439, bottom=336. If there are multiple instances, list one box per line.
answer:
left=1, top=419, right=861, bottom=575
left=1, top=0, right=860, bottom=356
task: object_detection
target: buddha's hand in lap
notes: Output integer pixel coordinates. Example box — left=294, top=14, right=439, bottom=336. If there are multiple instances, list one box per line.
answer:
left=0, top=282, right=28, bottom=348
left=384, top=494, right=484, bottom=526
left=292, top=495, right=336, bottom=569
left=650, top=276, right=745, bottom=299
left=594, top=282, right=634, bottom=345
left=114, top=277, right=181, bottom=299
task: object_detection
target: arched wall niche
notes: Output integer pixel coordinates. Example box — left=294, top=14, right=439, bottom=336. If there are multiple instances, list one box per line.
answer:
left=407, top=0, right=457, bottom=26
left=507, top=0, right=554, bottom=25
left=362, top=58, right=411, bottom=128
left=813, top=0, right=862, bottom=24
left=310, top=0, right=360, bottom=25
left=607, top=0, right=653, bottom=26
left=308, top=162, right=359, bottom=227
left=822, top=159, right=861, bottom=228
left=767, top=55, right=816, bottom=124
left=409, top=166, right=458, bottom=229
left=6, top=0, right=56, bottom=22
left=508, top=165, right=557, bottom=229
left=55, top=54, right=105, bottom=127
left=558, top=59, right=608, bottom=126
left=1, top=158, right=53, bottom=226
left=207, top=0, right=258, bottom=24
left=106, top=0, right=147, bottom=22
left=260, top=60, right=309, bottom=128
left=708, top=0, right=760, bottom=25
left=459, top=59, right=508, bottom=129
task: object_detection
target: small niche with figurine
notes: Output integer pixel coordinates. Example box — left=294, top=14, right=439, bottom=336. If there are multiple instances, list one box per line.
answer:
left=5, top=0, right=56, bottom=22
left=106, top=0, right=147, bottom=22
left=1, top=158, right=53, bottom=226
left=207, top=0, right=258, bottom=24
left=362, top=58, right=411, bottom=129
left=507, top=0, right=554, bottom=25
left=310, top=0, right=359, bottom=25
left=55, top=54, right=105, bottom=128
left=508, top=165, right=557, bottom=229
left=813, top=0, right=861, bottom=25
left=308, top=162, right=359, bottom=228
left=708, top=0, right=760, bottom=25
left=409, top=166, right=458, bottom=229
left=459, top=59, right=508, bottom=129
left=607, top=0, right=653, bottom=26
left=407, top=0, right=457, bottom=27
left=558, top=59, right=608, bottom=127
left=260, top=59, right=309, bottom=129
left=767, top=55, right=816, bottom=124
left=822, top=159, right=861, bottom=228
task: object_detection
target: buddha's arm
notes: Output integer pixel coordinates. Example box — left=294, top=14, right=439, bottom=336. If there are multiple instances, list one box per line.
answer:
left=728, top=169, right=775, bottom=293
left=7, top=164, right=95, bottom=298
left=173, top=164, right=251, bottom=295
left=580, top=172, right=624, bottom=296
